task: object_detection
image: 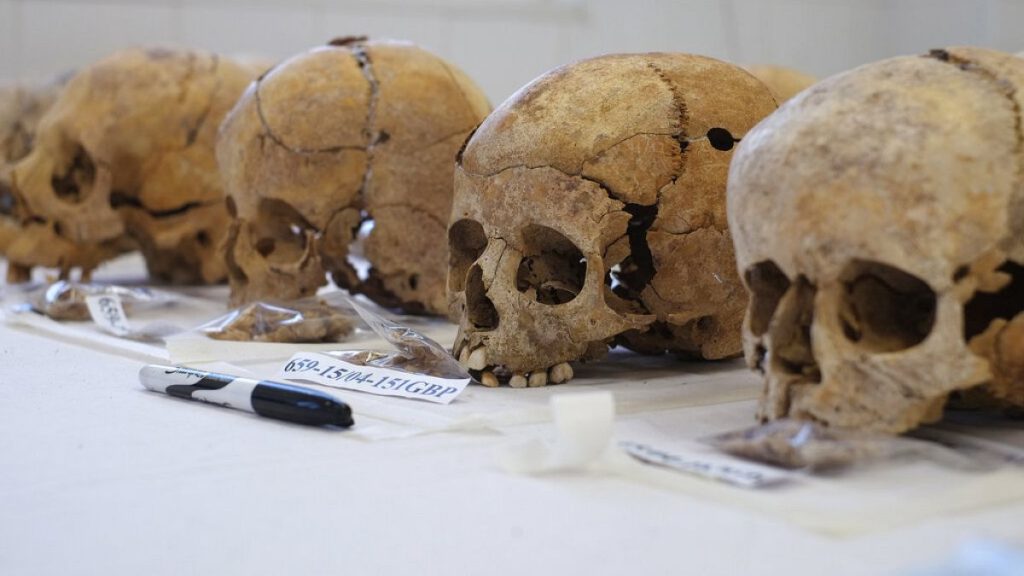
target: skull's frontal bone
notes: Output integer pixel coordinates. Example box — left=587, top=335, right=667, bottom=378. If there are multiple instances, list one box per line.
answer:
left=728, top=46, right=1024, bottom=433
left=448, top=53, right=778, bottom=386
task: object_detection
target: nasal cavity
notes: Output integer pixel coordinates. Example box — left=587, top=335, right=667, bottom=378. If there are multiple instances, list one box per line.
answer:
left=839, top=260, right=937, bottom=353
left=466, top=265, right=499, bottom=330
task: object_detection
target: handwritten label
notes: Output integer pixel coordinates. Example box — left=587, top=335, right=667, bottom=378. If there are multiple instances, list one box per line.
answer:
left=85, top=295, right=132, bottom=337
left=620, top=441, right=792, bottom=489
left=275, top=352, right=470, bottom=405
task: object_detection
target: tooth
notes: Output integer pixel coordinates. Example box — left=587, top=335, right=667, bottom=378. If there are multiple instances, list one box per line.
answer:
left=549, top=362, right=573, bottom=384
left=509, top=374, right=528, bottom=388
left=467, top=347, right=487, bottom=371
left=480, top=370, right=499, bottom=387
left=458, top=346, right=470, bottom=368
left=528, top=371, right=548, bottom=387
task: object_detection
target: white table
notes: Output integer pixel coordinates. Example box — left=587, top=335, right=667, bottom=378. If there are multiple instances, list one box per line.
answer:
left=1, top=258, right=1022, bottom=576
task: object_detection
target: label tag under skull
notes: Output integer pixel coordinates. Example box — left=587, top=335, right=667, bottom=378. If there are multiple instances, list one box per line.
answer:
left=275, top=351, right=470, bottom=405
left=620, top=441, right=792, bottom=489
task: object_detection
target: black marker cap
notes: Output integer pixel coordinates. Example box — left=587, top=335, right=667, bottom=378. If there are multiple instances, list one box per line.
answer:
left=251, top=381, right=354, bottom=428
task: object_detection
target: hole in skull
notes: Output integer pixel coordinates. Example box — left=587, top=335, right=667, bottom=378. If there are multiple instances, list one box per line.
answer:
left=51, top=147, right=96, bottom=204
left=345, top=215, right=374, bottom=282
left=0, top=182, right=14, bottom=215
left=409, top=274, right=419, bottom=290
left=195, top=231, right=211, bottom=247
left=515, top=224, right=586, bottom=305
left=746, top=260, right=791, bottom=336
left=839, top=260, right=937, bottom=353
left=963, top=261, right=1024, bottom=340
left=448, top=219, right=487, bottom=293
left=706, top=128, right=737, bottom=151
left=610, top=204, right=658, bottom=307
left=465, top=265, right=499, bottom=329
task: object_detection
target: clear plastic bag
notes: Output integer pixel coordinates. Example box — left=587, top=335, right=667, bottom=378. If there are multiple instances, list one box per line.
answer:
left=702, top=419, right=998, bottom=472
left=20, top=280, right=177, bottom=321
left=199, top=296, right=358, bottom=343
left=327, top=299, right=470, bottom=380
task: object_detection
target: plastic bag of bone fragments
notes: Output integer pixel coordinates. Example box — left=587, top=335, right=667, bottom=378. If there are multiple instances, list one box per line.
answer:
left=199, top=296, right=359, bottom=344
left=17, top=280, right=178, bottom=321
left=702, top=419, right=998, bottom=473
left=327, top=299, right=471, bottom=380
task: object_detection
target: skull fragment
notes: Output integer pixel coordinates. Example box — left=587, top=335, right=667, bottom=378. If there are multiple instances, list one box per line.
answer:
left=448, top=53, right=778, bottom=387
left=9, top=48, right=257, bottom=283
left=728, top=46, right=1024, bottom=433
left=218, top=38, right=491, bottom=313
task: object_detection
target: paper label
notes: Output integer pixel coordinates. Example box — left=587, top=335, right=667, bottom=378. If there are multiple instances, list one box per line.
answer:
left=85, top=295, right=132, bottom=337
left=620, top=441, right=792, bottom=489
left=275, top=352, right=470, bottom=405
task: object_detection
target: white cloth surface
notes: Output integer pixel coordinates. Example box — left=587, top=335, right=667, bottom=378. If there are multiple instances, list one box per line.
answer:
left=2, top=254, right=1024, bottom=575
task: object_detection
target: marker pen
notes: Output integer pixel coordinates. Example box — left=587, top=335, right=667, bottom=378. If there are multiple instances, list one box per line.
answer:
left=139, top=365, right=354, bottom=428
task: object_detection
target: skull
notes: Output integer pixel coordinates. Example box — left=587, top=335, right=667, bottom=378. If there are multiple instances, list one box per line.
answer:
left=10, top=48, right=257, bottom=284
left=449, top=53, right=778, bottom=387
left=728, top=46, right=1024, bottom=433
left=0, top=79, right=71, bottom=277
left=218, top=38, right=491, bottom=312
left=744, top=64, right=816, bottom=103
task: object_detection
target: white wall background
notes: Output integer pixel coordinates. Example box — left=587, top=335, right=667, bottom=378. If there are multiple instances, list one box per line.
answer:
left=0, top=0, right=1021, bottom=105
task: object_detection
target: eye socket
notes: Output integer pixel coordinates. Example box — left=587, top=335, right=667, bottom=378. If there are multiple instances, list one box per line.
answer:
left=745, top=260, right=791, bottom=337
left=515, top=224, right=586, bottom=305
left=448, top=219, right=487, bottom=293
left=706, top=127, right=737, bottom=151
left=839, top=260, right=937, bottom=353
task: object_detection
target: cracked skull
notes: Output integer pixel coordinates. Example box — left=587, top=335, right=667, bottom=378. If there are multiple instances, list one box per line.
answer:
left=218, top=38, right=491, bottom=312
left=729, top=46, right=1024, bottom=433
left=448, top=53, right=778, bottom=387
left=9, top=48, right=257, bottom=283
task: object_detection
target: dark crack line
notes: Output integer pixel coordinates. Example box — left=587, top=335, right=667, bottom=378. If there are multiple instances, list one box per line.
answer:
left=253, top=76, right=366, bottom=156
left=113, top=197, right=222, bottom=219
left=353, top=43, right=381, bottom=204
left=927, top=49, right=1023, bottom=199
left=646, top=62, right=690, bottom=166
left=419, top=125, right=479, bottom=153
left=369, top=202, right=447, bottom=229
